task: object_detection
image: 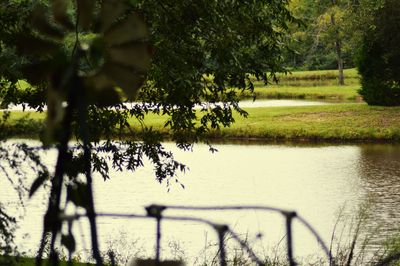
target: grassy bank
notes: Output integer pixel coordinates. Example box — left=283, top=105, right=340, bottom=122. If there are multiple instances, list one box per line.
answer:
left=276, top=68, right=359, bottom=81
left=2, top=103, right=400, bottom=142
left=243, top=68, right=362, bottom=102
left=249, top=84, right=361, bottom=102
left=129, top=103, right=400, bottom=142
left=217, top=103, right=400, bottom=142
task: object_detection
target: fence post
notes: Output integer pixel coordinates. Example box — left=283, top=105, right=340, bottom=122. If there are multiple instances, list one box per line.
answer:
left=284, top=211, right=297, bottom=266
left=214, top=224, right=229, bottom=266
left=146, top=205, right=167, bottom=265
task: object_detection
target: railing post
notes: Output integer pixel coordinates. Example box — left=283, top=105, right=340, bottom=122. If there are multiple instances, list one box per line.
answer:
left=145, top=205, right=167, bottom=265
left=284, top=211, right=297, bottom=266
left=214, top=224, right=228, bottom=266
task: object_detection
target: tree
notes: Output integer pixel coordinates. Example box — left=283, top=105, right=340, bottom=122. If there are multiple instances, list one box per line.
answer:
left=356, top=0, right=400, bottom=106
left=285, top=0, right=356, bottom=83
left=329, top=0, right=345, bottom=85
left=0, top=0, right=295, bottom=264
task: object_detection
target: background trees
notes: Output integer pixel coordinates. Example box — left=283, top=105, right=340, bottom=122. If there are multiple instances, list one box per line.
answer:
left=285, top=0, right=354, bottom=73
left=356, top=0, right=400, bottom=106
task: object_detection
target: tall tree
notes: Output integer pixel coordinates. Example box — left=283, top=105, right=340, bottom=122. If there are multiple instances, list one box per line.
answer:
left=357, top=0, right=400, bottom=105
left=285, top=0, right=355, bottom=83
left=330, top=0, right=345, bottom=85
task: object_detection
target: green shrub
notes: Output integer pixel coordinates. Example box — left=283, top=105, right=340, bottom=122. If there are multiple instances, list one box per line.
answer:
left=357, top=0, right=400, bottom=106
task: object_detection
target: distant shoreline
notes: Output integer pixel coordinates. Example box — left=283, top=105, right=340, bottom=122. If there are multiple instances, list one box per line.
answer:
left=2, top=103, right=400, bottom=143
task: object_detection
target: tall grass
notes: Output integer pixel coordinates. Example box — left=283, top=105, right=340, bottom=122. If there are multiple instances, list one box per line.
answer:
left=276, top=69, right=359, bottom=81
left=243, top=69, right=361, bottom=101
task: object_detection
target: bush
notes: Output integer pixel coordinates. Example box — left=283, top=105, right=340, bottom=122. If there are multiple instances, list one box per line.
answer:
left=357, top=0, right=400, bottom=106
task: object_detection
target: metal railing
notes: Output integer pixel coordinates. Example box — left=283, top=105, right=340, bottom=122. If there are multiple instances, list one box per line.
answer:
left=60, top=204, right=337, bottom=266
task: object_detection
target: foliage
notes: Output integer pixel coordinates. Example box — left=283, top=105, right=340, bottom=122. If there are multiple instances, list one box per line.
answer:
left=357, top=0, right=400, bottom=106
left=284, top=0, right=352, bottom=70
left=284, top=0, right=384, bottom=74
left=0, top=0, right=295, bottom=263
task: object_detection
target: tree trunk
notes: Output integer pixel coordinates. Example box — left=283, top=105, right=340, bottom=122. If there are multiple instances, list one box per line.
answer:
left=331, top=0, right=345, bottom=85
left=335, top=36, right=345, bottom=85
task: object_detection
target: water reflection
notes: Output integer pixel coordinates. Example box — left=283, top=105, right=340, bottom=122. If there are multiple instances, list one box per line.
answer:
left=357, top=145, right=400, bottom=245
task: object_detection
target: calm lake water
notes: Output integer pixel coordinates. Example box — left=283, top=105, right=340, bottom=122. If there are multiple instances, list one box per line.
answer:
left=1, top=141, right=400, bottom=264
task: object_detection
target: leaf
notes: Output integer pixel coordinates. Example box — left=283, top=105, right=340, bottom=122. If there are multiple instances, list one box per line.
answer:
left=51, top=0, right=74, bottom=30
left=29, top=171, right=49, bottom=197
left=61, top=234, right=76, bottom=253
left=103, top=63, right=145, bottom=99
left=20, top=60, right=53, bottom=86
left=107, top=43, right=152, bottom=71
left=43, top=209, right=61, bottom=233
left=84, top=73, right=114, bottom=91
left=67, top=182, right=90, bottom=209
left=84, top=74, right=122, bottom=106
left=30, top=4, right=65, bottom=40
left=47, top=86, right=65, bottom=128
left=15, top=34, right=59, bottom=56
left=92, top=87, right=122, bottom=107
left=77, top=0, right=96, bottom=30
left=100, top=0, right=130, bottom=32
left=103, top=12, right=148, bottom=46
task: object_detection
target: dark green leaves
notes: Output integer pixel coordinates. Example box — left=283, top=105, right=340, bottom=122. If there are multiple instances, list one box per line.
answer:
left=77, top=0, right=96, bottom=30
left=100, top=0, right=131, bottom=32
left=61, top=233, right=76, bottom=253
left=67, top=182, right=90, bottom=209
left=29, top=171, right=49, bottom=198
left=51, top=0, right=74, bottom=30
left=15, top=34, right=59, bottom=56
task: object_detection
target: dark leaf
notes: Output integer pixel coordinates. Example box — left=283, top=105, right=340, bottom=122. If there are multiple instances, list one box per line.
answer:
left=77, top=0, right=96, bottom=30
left=84, top=74, right=122, bottom=106
left=103, top=12, right=148, bottom=46
left=20, top=61, right=53, bottom=86
left=30, top=5, right=65, bottom=40
left=46, top=85, right=65, bottom=143
left=100, top=0, right=130, bottom=32
left=43, top=209, right=61, bottom=233
left=107, top=43, right=152, bottom=71
left=67, top=182, right=90, bottom=209
left=15, top=34, right=59, bottom=56
left=29, top=171, right=49, bottom=197
left=61, top=234, right=76, bottom=253
left=103, top=63, right=145, bottom=99
left=92, top=88, right=121, bottom=107
left=51, top=0, right=74, bottom=30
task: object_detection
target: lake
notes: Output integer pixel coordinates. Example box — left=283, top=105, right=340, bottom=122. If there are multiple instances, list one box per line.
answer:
left=1, top=141, right=400, bottom=264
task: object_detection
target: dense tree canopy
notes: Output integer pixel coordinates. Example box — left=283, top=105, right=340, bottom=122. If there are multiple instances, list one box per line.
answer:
left=0, top=0, right=296, bottom=263
left=284, top=0, right=379, bottom=81
left=356, top=0, right=400, bottom=106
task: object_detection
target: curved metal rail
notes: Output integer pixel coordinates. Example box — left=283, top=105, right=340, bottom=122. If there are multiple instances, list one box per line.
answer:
left=59, top=204, right=336, bottom=266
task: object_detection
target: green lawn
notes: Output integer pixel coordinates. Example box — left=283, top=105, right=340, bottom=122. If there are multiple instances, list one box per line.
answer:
left=249, top=84, right=361, bottom=101
left=3, top=103, right=400, bottom=142
left=243, top=68, right=361, bottom=101
left=218, top=103, right=400, bottom=141
left=124, top=103, right=400, bottom=142
left=275, top=68, right=359, bottom=80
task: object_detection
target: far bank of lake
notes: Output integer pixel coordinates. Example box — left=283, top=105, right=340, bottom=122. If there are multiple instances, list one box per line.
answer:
left=3, top=101, right=400, bottom=143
